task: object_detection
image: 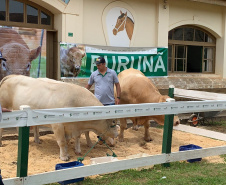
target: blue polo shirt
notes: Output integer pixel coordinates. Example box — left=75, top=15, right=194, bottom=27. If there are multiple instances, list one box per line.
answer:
left=88, top=68, right=119, bottom=105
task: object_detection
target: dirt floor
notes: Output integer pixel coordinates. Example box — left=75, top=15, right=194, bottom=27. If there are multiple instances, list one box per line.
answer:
left=0, top=125, right=226, bottom=179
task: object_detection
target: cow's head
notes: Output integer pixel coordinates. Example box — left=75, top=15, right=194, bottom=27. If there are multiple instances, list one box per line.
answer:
left=0, top=43, right=41, bottom=80
left=101, top=119, right=118, bottom=140
left=60, top=46, right=86, bottom=77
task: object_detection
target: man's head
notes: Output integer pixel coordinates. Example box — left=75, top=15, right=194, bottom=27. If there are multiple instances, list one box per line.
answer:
left=95, top=57, right=105, bottom=65
left=95, top=57, right=106, bottom=71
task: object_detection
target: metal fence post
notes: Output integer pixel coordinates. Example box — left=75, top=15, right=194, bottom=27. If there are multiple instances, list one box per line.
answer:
left=17, top=106, right=31, bottom=177
left=17, top=127, right=30, bottom=177
left=162, top=85, right=175, bottom=167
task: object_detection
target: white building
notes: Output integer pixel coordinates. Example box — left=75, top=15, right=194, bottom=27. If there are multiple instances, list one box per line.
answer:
left=1, top=0, right=226, bottom=90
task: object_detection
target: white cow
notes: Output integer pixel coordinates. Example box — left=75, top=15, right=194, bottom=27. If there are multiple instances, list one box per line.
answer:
left=0, top=75, right=118, bottom=161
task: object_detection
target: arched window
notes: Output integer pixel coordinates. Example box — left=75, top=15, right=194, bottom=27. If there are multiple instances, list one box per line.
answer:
left=168, top=26, right=216, bottom=73
left=0, top=0, right=53, bottom=29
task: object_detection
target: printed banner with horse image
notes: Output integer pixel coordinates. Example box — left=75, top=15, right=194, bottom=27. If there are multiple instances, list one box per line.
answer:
left=60, top=43, right=168, bottom=78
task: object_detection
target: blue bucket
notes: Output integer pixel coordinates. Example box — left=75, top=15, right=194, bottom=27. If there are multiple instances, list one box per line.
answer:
left=55, top=161, right=84, bottom=185
left=179, top=144, right=202, bottom=163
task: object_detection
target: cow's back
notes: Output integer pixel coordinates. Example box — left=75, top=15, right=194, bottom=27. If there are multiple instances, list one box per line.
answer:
left=118, top=68, right=162, bottom=104
left=0, top=75, right=102, bottom=110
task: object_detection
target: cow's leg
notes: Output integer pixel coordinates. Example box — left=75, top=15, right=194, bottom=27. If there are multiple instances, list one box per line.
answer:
left=132, top=118, right=139, bottom=131
left=74, top=135, right=82, bottom=155
left=119, top=118, right=127, bottom=142
left=0, top=128, right=3, bottom=147
left=144, top=120, right=152, bottom=142
left=84, top=131, right=92, bottom=147
left=33, top=126, right=41, bottom=144
left=51, top=124, right=69, bottom=161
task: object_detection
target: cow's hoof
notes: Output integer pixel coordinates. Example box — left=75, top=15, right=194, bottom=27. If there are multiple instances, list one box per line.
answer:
left=107, top=142, right=115, bottom=147
left=144, top=138, right=153, bottom=142
left=60, top=156, right=70, bottom=161
left=118, top=137, right=124, bottom=142
left=132, top=126, right=139, bottom=131
left=75, top=151, right=81, bottom=155
left=34, top=139, right=42, bottom=144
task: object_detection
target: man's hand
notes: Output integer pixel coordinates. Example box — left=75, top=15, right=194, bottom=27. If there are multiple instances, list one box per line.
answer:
left=115, top=83, right=121, bottom=105
left=115, top=97, right=120, bottom=105
left=86, top=84, right=92, bottom=90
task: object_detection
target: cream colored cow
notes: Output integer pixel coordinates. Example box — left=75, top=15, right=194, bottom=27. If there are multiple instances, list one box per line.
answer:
left=0, top=75, right=118, bottom=161
left=115, top=68, right=180, bottom=142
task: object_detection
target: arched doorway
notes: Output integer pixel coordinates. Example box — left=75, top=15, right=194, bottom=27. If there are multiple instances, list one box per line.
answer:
left=168, top=26, right=216, bottom=74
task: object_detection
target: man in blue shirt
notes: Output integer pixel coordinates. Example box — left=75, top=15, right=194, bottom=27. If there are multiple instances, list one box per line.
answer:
left=86, top=57, right=121, bottom=105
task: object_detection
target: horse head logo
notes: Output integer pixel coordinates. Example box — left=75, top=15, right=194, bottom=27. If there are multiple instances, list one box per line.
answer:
left=113, top=10, right=134, bottom=40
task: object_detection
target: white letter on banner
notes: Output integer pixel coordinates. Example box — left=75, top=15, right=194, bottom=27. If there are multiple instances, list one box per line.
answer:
left=112, top=56, right=116, bottom=70
left=117, top=56, right=129, bottom=72
left=104, top=56, right=108, bottom=67
left=130, top=56, right=134, bottom=68
left=137, top=56, right=142, bottom=70
left=143, top=56, right=153, bottom=72
left=154, top=56, right=166, bottom=72
left=91, top=55, right=100, bottom=72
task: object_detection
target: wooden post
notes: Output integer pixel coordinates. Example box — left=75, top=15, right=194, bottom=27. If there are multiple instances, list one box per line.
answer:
left=17, top=106, right=31, bottom=177
left=162, top=85, right=175, bottom=167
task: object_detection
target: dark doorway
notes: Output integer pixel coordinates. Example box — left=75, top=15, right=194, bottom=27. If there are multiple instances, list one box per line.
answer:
left=187, top=46, right=202, bottom=72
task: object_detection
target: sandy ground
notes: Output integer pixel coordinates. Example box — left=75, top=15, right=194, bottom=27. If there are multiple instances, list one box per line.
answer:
left=0, top=125, right=226, bottom=179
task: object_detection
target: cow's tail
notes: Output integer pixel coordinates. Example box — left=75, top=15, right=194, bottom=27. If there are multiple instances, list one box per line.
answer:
left=0, top=75, right=17, bottom=88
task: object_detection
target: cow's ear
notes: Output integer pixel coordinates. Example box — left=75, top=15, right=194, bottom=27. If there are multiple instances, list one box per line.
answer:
left=78, top=46, right=86, bottom=58
left=30, top=46, right=41, bottom=61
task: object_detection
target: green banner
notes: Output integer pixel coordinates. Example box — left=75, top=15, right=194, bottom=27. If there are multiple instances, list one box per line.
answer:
left=60, top=44, right=168, bottom=78
left=77, top=46, right=167, bottom=78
